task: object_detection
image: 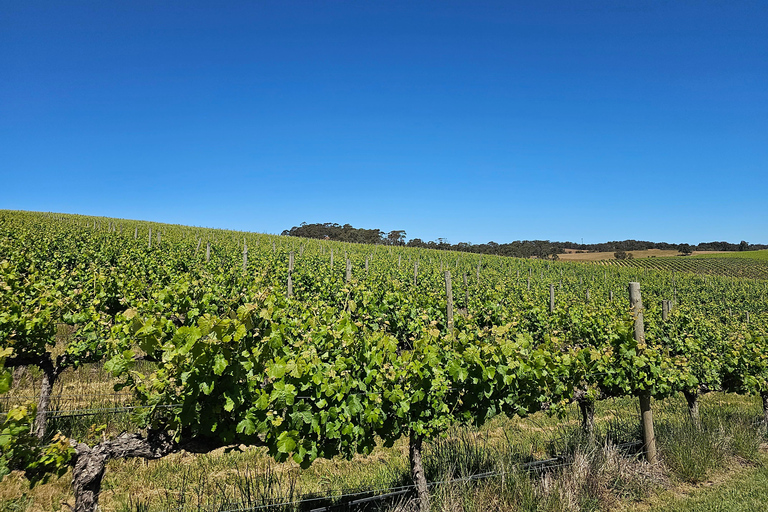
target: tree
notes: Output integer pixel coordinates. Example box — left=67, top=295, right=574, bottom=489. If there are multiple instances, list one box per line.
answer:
left=678, top=244, right=693, bottom=256
left=386, top=230, right=407, bottom=246
left=739, top=241, right=749, bottom=252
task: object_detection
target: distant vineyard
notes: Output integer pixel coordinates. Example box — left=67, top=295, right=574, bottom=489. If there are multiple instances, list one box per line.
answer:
left=595, top=255, right=768, bottom=280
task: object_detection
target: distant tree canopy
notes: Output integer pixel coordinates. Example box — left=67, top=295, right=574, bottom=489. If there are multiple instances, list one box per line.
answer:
left=281, top=223, right=403, bottom=246
left=282, top=223, right=767, bottom=258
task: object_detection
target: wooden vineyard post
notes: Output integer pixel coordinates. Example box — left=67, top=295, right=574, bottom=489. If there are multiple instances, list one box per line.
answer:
left=476, top=257, right=481, bottom=281
left=414, top=260, right=419, bottom=286
left=148, top=227, right=152, bottom=249
left=242, top=244, right=248, bottom=272
left=463, top=273, right=469, bottom=309
left=527, top=276, right=530, bottom=291
left=346, top=258, right=352, bottom=283
left=445, top=271, right=454, bottom=336
left=746, top=312, right=750, bottom=324
left=662, top=300, right=670, bottom=322
left=398, top=254, right=401, bottom=267
left=549, top=284, right=555, bottom=313
left=609, top=290, right=614, bottom=302
left=630, top=282, right=657, bottom=464
left=287, top=251, right=295, bottom=297
left=206, top=242, right=211, bottom=263
left=330, top=248, right=334, bottom=268
left=134, top=226, right=137, bottom=239
left=365, top=255, right=369, bottom=274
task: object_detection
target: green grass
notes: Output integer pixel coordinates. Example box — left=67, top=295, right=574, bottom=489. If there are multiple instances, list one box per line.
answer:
left=632, top=460, right=768, bottom=512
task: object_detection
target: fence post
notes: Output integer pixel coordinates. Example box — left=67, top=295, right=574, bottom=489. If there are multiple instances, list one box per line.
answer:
left=445, top=271, right=454, bottom=336
left=549, top=284, right=555, bottom=313
left=630, top=282, right=657, bottom=464
left=346, top=259, right=352, bottom=283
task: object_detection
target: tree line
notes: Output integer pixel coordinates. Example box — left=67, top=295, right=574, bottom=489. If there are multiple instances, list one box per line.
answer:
left=282, top=223, right=766, bottom=259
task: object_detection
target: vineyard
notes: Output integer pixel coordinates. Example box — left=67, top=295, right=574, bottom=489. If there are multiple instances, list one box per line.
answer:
left=595, top=252, right=768, bottom=280
left=1, top=210, right=768, bottom=512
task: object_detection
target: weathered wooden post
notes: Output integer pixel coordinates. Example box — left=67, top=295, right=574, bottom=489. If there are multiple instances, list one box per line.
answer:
left=346, top=259, right=352, bottom=283
left=206, top=242, right=211, bottom=263
left=445, top=271, right=454, bottom=336
left=414, top=260, right=419, bottom=286
left=330, top=248, right=334, bottom=268
left=242, top=244, right=248, bottom=271
left=148, top=227, right=152, bottom=249
left=630, top=282, right=657, bottom=464
left=549, top=284, right=555, bottom=313
left=463, top=273, right=469, bottom=308
left=662, top=300, right=670, bottom=322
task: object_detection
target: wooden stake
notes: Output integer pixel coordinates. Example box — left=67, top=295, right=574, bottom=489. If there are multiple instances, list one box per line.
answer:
left=346, top=259, right=352, bottom=283
left=445, top=271, right=454, bottom=335
left=630, top=282, right=657, bottom=464
left=463, top=273, right=468, bottom=308
left=549, top=284, right=555, bottom=313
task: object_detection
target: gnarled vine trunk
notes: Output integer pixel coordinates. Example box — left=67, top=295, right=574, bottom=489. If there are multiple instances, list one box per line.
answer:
left=72, top=430, right=178, bottom=512
left=578, top=399, right=595, bottom=438
left=409, top=431, right=430, bottom=512
left=762, top=392, right=768, bottom=426
left=683, top=389, right=701, bottom=429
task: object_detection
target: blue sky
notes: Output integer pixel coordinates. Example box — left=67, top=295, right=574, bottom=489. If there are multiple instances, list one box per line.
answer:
left=1, top=1, right=766, bottom=245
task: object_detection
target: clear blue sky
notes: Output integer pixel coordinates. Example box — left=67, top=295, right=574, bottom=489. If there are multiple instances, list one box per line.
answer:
left=2, top=1, right=766, bottom=245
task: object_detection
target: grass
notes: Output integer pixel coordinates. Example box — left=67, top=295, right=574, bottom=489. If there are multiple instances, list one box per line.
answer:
left=3, top=377, right=767, bottom=511
left=624, top=458, right=768, bottom=512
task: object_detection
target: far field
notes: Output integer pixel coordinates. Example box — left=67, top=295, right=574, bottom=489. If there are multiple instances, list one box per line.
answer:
left=558, top=249, right=727, bottom=261
left=588, top=250, right=768, bottom=280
